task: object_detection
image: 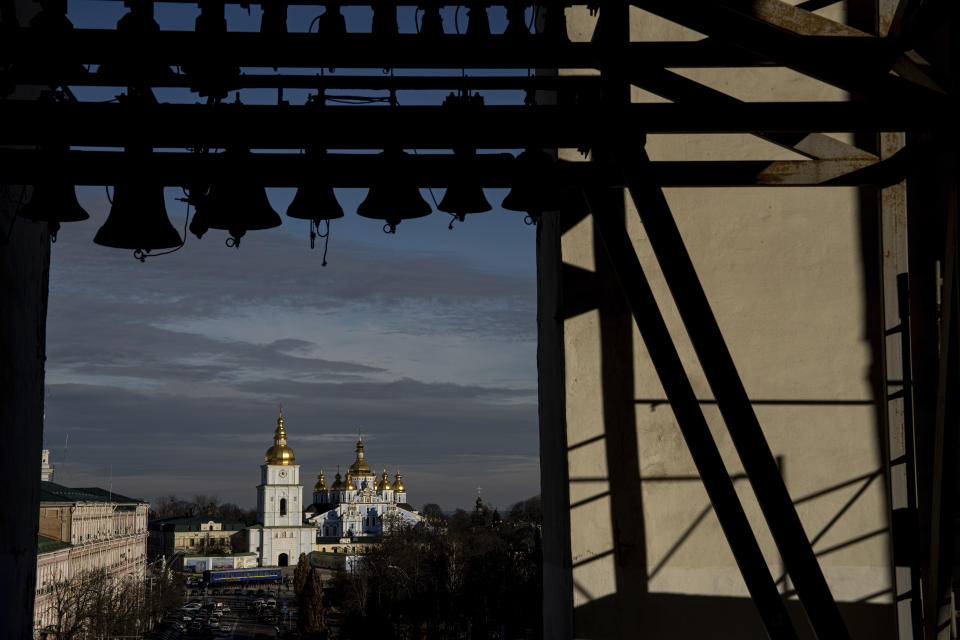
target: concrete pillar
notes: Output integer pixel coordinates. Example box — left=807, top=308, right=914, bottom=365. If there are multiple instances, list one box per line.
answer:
left=1, top=2, right=50, bottom=635
left=0, top=183, right=51, bottom=636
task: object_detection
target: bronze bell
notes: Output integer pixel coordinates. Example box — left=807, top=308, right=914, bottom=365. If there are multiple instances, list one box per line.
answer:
left=260, top=2, right=287, bottom=34
left=372, top=5, right=398, bottom=37
left=466, top=4, right=490, bottom=37
left=357, top=150, right=432, bottom=233
left=93, top=183, right=183, bottom=252
left=437, top=149, right=491, bottom=223
left=438, top=184, right=491, bottom=222
left=287, top=182, right=344, bottom=224
left=316, top=4, right=347, bottom=38
left=193, top=149, right=282, bottom=247
left=418, top=5, right=443, bottom=37
left=501, top=147, right=562, bottom=223
left=20, top=183, right=90, bottom=224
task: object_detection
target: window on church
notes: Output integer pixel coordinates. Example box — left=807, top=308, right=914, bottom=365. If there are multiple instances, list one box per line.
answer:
left=280, top=498, right=287, bottom=516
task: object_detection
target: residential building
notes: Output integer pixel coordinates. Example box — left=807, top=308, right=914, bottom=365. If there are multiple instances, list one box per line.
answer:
left=34, top=480, right=149, bottom=633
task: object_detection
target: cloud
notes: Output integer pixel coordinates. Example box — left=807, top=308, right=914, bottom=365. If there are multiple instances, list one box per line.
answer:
left=45, top=189, right=540, bottom=511
left=43, top=380, right=539, bottom=509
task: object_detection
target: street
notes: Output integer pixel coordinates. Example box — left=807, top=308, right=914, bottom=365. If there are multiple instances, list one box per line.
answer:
left=158, top=574, right=300, bottom=640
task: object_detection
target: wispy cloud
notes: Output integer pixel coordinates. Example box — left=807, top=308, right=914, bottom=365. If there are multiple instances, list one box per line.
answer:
left=45, top=192, right=541, bottom=510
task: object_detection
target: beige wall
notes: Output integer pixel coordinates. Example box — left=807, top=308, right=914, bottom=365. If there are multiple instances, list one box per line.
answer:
left=543, top=5, right=896, bottom=639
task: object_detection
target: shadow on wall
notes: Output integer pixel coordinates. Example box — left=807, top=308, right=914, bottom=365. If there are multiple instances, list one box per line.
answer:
left=559, top=150, right=891, bottom=637
left=574, top=592, right=896, bottom=640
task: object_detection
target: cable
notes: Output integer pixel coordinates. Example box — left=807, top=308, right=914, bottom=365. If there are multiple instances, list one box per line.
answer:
left=105, top=185, right=114, bottom=205
left=132, top=198, right=190, bottom=262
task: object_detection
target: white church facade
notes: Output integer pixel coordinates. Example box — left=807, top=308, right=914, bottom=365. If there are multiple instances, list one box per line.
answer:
left=305, top=435, right=423, bottom=540
left=246, top=413, right=423, bottom=567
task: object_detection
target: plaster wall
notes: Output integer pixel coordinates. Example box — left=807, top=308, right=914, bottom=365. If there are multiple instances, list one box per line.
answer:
left=539, top=5, right=896, bottom=639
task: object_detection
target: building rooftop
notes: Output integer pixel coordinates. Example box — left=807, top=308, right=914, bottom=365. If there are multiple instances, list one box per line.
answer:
left=37, top=534, right=71, bottom=555
left=39, top=481, right=146, bottom=505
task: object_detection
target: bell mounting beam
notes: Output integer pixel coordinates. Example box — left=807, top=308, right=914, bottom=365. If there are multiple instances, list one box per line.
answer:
left=0, top=30, right=777, bottom=70
left=0, top=100, right=951, bottom=150
left=0, top=149, right=891, bottom=188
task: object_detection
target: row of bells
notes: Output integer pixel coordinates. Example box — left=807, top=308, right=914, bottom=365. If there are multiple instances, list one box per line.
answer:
left=20, top=148, right=569, bottom=252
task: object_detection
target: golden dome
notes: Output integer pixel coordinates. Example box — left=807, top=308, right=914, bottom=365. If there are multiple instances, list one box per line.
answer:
left=332, top=472, right=344, bottom=491
left=348, top=432, right=372, bottom=475
left=345, top=472, right=356, bottom=491
left=314, top=470, right=327, bottom=492
left=394, top=472, right=404, bottom=492
left=264, top=412, right=295, bottom=465
left=378, top=469, right=392, bottom=491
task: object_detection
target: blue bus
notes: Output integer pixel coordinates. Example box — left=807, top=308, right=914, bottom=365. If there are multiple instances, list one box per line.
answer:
left=202, top=567, right=282, bottom=586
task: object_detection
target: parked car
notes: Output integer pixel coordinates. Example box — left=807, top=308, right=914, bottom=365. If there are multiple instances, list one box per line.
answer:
left=221, top=605, right=231, bottom=613
left=219, top=623, right=233, bottom=634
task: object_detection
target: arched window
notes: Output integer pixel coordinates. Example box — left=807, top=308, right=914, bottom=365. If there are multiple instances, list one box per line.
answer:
left=280, top=498, right=287, bottom=516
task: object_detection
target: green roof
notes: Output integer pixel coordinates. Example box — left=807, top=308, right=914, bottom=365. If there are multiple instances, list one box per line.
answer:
left=39, top=482, right=146, bottom=505
left=37, top=535, right=71, bottom=554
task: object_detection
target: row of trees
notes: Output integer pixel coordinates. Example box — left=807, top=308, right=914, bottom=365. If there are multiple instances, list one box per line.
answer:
left=150, top=494, right=257, bottom=524
left=38, top=559, right=184, bottom=640
left=308, top=495, right=542, bottom=640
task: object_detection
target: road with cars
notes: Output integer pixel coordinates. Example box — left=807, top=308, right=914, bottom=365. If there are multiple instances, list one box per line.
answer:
left=146, top=578, right=300, bottom=640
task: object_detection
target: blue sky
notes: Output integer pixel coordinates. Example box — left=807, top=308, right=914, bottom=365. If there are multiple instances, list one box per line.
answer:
left=42, top=1, right=540, bottom=512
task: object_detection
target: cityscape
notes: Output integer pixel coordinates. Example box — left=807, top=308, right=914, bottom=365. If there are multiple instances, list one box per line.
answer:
left=33, top=413, right=543, bottom=639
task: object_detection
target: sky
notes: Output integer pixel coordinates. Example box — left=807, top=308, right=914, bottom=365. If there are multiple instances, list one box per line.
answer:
left=41, top=1, right=541, bottom=513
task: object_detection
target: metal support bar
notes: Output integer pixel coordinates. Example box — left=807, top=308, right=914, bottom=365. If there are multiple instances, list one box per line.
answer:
left=0, top=101, right=951, bottom=149
left=0, top=30, right=771, bottom=70
left=619, top=147, right=852, bottom=640
left=924, top=184, right=959, bottom=640
left=585, top=186, right=799, bottom=640
left=898, top=274, right=925, bottom=640
left=0, top=149, right=889, bottom=187
left=632, top=0, right=920, bottom=98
